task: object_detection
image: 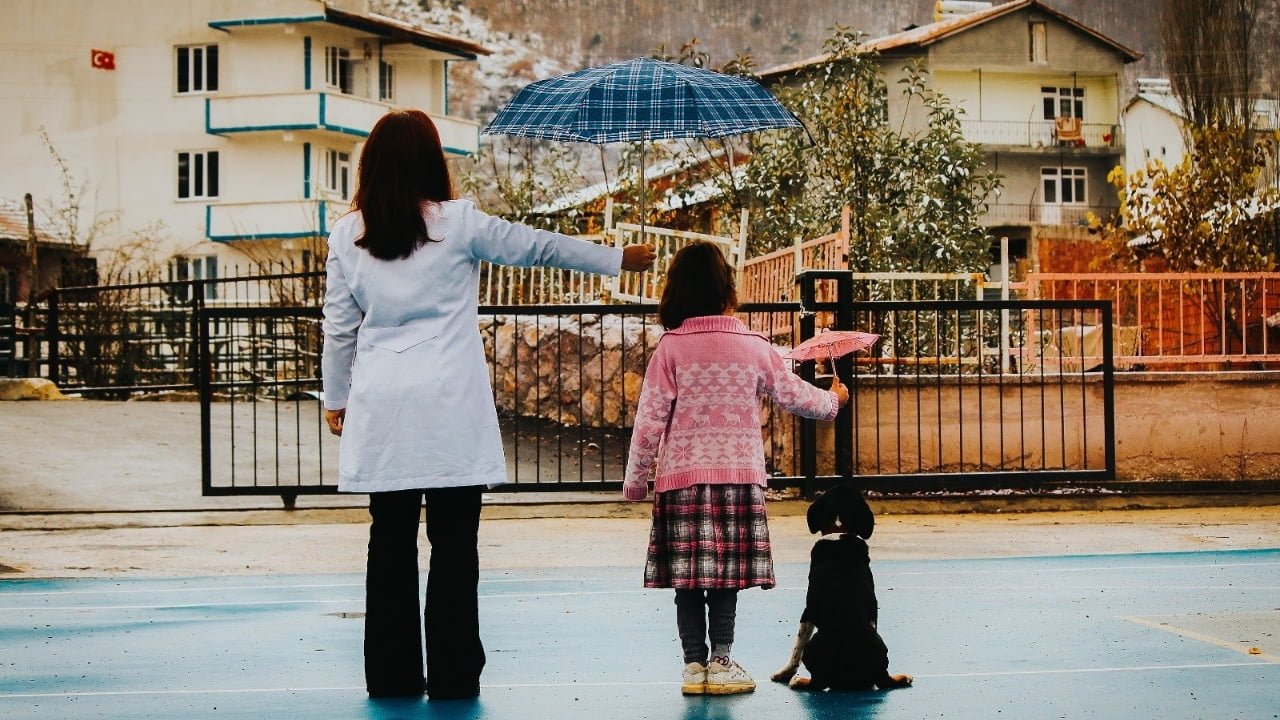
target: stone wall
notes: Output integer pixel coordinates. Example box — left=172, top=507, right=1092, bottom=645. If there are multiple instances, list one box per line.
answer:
left=482, top=313, right=662, bottom=427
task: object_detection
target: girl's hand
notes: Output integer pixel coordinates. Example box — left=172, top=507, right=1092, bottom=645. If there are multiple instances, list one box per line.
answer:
left=325, top=408, right=346, bottom=436
left=623, top=480, right=649, bottom=501
left=829, top=373, right=849, bottom=408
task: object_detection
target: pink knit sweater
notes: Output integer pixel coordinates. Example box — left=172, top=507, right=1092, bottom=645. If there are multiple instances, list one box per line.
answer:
left=623, top=315, right=839, bottom=499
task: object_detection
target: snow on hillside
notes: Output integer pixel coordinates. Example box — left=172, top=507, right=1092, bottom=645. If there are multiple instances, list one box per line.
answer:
left=372, top=0, right=579, bottom=121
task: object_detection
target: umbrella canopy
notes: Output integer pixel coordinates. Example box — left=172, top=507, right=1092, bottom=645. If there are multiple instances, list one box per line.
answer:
left=482, top=57, right=802, bottom=143
left=785, top=331, right=881, bottom=362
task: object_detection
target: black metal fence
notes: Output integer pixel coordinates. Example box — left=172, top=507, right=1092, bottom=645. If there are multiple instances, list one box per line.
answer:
left=5, top=267, right=1115, bottom=501
left=0, top=305, right=17, bottom=377
left=194, top=269, right=1114, bottom=502
left=12, top=267, right=322, bottom=395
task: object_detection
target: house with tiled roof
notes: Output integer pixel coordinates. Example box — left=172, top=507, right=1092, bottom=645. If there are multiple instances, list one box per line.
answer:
left=0, top=0, right=489, bottom=296
left=761, top=0, right=1142, bottom=276
left=0, top=199, right=84, bottom=305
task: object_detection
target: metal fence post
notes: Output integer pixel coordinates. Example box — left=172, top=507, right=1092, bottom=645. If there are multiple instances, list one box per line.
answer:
left=46, top=290, right=60, bottom=385
left=834, top=271, right=853, bottom=485
left=797, top=271, right=818, bottom=498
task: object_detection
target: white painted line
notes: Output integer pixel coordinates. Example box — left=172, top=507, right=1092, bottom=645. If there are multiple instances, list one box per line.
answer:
left=1, top=663, right=1274, bottom=700
left=884, top=560, right=1280, bottom=577
left=0, top=686, right=364, bottom=700
left=0, top=577, right=550, bottom=598
left=916, top=661, right=1276, bottom=678
left=1, top=599, right=356, bottom=611
left=1121, top=615, right=1280, bottom=664
left=0, top=582, right=364, bottom=597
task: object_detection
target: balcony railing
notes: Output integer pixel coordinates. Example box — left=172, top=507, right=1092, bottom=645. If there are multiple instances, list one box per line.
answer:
left=982, top=203, right=1114, bottom=227
left=960, top=120, right=1122, bottom=151
left=206, top=199, right=346, bottom=242
left=205, top=92, right=480, bottom=155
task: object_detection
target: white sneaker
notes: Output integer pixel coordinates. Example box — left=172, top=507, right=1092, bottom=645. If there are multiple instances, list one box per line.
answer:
left=706, top=659, right=755, bottom=695
left=681, top=662, right=707, bottom=695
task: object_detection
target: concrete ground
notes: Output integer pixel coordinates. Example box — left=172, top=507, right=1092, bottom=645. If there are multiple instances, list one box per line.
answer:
left=3, top=398, right=1280, bottom=576
left=3, top=400, right=1280, bottom=718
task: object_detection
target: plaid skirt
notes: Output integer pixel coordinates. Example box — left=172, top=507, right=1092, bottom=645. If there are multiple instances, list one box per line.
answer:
left=643, top=483, right=775, bottom=590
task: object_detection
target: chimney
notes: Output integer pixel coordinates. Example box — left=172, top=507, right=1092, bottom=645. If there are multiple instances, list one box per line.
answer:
left=1137, top=78, right=1173, bottom=95
left=934, top=1, right=994, bottom=21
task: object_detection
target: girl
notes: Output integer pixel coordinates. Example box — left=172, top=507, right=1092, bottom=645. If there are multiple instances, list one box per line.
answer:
left=622, top=241, right=848, bottom=696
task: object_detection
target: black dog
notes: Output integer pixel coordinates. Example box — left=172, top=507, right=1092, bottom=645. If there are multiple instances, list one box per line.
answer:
left=771, top=485, right=912, bottom=691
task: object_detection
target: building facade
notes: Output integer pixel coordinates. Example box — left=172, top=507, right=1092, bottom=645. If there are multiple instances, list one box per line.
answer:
left=762, top=0, right=1141, bottom=276
left=0, top=0, right=488, bottom=295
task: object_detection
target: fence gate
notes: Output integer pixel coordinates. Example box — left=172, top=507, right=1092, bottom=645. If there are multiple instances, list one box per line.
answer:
left=792, top=270, right=1116, bottom=494
left=198, top=305, right=331, bottom=506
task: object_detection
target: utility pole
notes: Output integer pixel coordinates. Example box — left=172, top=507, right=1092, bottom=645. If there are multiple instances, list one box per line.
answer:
left=24, top=193, right=38, bottom=302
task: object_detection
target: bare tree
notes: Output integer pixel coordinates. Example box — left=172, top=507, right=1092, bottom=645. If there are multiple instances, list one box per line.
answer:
left=1161, top=0, right=1261, bottom=136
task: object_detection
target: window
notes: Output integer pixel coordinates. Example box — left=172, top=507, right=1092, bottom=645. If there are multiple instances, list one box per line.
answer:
left=1041, top=167, right=1086, bottom=205
left=325, top=46, right=353, bottom=94
left=169, top=255, right=219, bottom=301
left=177, top=150, right=219, bottom=200
left=379, top=60, right=395, bottom=101
left=1042, top=86, right=1084, bottom=120
left=1029, top=22, right=1047, bottom=63
left=176, top=44, right=218, bottom=93
left=324, top=149, right=351, bottom=199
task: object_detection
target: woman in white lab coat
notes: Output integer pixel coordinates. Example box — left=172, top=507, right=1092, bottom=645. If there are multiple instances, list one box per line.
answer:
left=321, top=109, right=654, bottom=700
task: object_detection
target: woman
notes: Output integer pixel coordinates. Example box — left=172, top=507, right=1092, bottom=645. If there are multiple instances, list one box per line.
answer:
left=321, top=109, right=655, bottom=700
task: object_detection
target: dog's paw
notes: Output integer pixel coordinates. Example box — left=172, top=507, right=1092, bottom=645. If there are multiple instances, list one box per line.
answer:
left=770, top=667, right=797, bottom=684
left=788, top=675, right=813, bottom=691
left=879, top=673, right=913, bottom=689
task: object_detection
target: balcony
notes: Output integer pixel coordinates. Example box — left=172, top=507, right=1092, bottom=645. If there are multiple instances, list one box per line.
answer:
left=982, top=203, right=1115, bottom=228
left=960, top=120, right=1122, bottom=154
left=206, top=200, right=348, bottom=242
left=204, top=92, right=480, bottom=155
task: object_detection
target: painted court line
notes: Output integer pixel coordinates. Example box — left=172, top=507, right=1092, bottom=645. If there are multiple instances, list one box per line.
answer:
left=1, top=662, right=1272, bottom=700
left=0, top=576, right=557, bottom=598
left=1121, top=615, right=1280, bottom=664
left=10, top=583, right=1280, bottom=612
left=916, top=660, right=1276, bottom=678
left=888, top=560, right=1280, bottom=577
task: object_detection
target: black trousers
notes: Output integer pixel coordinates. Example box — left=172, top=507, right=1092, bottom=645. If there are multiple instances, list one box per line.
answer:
left=674, top=589, right=739, bottom=664
left=364, top=486, right=485, bottom=698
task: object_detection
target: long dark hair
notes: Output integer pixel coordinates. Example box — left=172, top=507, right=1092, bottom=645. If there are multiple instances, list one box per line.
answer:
left=353, top=109, right=454, bottom=260
left=658, top=241, right=738, bottom=330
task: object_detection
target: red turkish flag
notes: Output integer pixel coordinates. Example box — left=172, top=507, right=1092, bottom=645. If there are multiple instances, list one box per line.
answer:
left=90, top=49, right=115, bottom=70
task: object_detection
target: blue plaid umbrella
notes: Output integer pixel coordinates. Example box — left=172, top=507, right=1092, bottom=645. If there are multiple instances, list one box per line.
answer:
left=482, top=57, right=802, bottom=143
left=482, top=58, right=803, bottom=234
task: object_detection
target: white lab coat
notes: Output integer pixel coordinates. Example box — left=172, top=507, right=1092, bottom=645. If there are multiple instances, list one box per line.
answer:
left=321, top=200, right=622, bottom=492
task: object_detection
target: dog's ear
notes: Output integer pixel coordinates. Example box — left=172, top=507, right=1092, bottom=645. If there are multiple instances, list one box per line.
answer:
left=846, top=492, right=875, bottom=539
left=806, top=490, right=836, bottom=534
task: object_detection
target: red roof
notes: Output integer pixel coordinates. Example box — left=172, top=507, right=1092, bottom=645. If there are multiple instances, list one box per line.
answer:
left=0, top=201, right=71, bottom=246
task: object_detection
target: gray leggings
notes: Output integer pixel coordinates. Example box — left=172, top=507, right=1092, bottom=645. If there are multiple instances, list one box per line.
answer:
left=674, top=589, right=738, bottom=664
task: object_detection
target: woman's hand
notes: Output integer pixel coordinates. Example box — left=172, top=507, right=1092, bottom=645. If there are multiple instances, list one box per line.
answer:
left=829, top=372, right=850, bottom=408
left=325, top=408, right=346, bottom=436
left=621, top=243, right=657, bottom=272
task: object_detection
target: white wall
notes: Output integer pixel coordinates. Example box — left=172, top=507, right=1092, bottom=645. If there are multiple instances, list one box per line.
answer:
left=1123, top=100, right=1185, bottom=174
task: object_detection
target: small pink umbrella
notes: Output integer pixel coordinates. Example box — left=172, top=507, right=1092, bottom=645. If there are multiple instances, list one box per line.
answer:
left=785, top=330, right=880, bottom=363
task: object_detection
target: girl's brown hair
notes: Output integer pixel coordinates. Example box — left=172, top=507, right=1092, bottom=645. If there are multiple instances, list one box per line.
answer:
left=657, top=241, right=738, bottom=330
left=352, top=109, right=454, bottom=260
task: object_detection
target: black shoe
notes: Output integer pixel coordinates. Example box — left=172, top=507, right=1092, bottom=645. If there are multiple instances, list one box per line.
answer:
left=367, top=678, right=426, bottom=698
left=426, top=683, right=480, bottom=701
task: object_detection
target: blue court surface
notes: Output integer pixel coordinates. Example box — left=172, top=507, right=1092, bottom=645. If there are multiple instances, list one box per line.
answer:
left=2, top=549, right=1278, bottom=719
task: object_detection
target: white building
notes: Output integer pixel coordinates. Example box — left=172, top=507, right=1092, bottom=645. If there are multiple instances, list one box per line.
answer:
left=0, top=0, right=488, bottom=294
left=1123, top=78, right=1280, bottom=176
